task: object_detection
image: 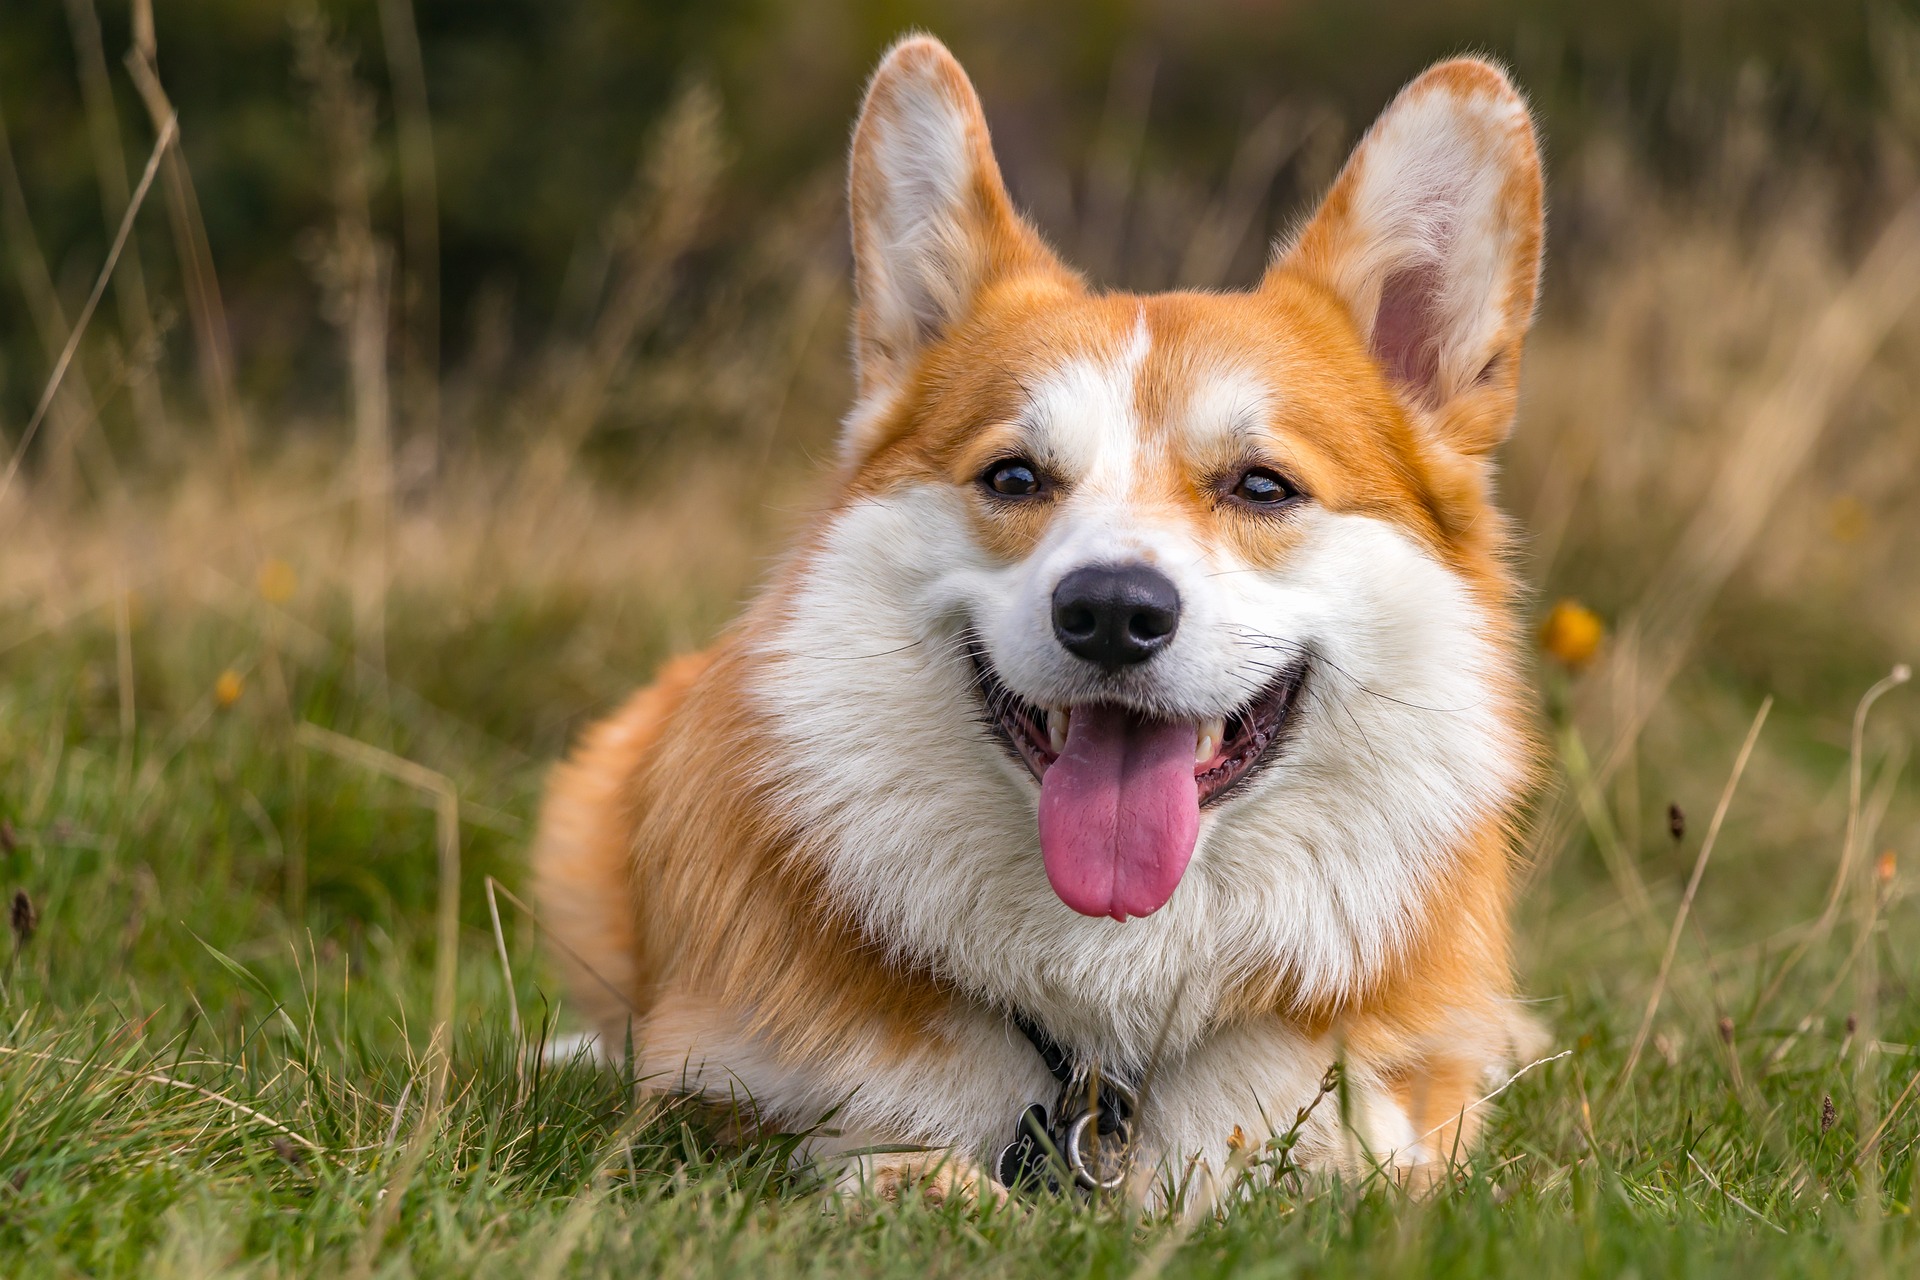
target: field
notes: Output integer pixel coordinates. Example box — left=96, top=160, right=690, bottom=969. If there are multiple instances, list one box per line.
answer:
left=3, top=3, right=1920, bottom=1275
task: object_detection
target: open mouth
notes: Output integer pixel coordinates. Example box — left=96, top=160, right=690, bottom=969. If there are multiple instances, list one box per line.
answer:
left=966, top=642, right=1309, bottom=808
left=966, top=638, right=1309, bottom=922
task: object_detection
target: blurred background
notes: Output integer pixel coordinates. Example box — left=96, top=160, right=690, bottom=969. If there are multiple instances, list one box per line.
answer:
left=0, top=0, right=1915, bottom=1035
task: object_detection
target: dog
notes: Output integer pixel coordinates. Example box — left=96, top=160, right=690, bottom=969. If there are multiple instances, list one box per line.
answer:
left=533, top=34, right=1546, bottom=1206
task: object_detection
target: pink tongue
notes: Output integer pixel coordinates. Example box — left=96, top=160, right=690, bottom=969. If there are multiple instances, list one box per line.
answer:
left=1037, top=705, right=1200, bottom=920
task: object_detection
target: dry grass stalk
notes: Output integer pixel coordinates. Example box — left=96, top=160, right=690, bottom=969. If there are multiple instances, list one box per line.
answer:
left=1852, top=1067, right=1920, bottom=1173
left=0, top=101, right=123, bottom=512
left=485, top=877, right=522, bottom=1045
left=1843, top=675, right=1906, bottom=1228
left=485, top=875, right=526, bottom=1093
left=1416, top=1049, right=1574, bottom=1152
left=1756, top=664, right=1911, bottom=1015
left=1687, top=1151, right=1786, bottom=1234
left=294, top=722, right=466, bottom=1266
left=123, top=0, right=250, bottom=498
left=62, top=0, right=171, bottom=456
left=348, top=1075, right=445, bottom=1280
left=0, top=1043, right=324, bottom=1155
left=295, top=8, right=395, bottom=681
left=295, top=721, right=461, bottom=1091
left=375, top=0, right=442, bottom=473
left=518, top=80, right=724, bottom=508
left=1767, top=868, right=1901, bottom=1079
left=485, top=876, right=641, bottom=1027
left=1809, top=664, right=1910, bottom=945
left=0, top=109, right=174, bottom=506
left=1617, top=696, right=1772, bottom=1090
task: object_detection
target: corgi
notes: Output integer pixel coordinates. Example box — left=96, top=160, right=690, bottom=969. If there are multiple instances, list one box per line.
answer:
left=533, top=34, right=1545, bottom=1205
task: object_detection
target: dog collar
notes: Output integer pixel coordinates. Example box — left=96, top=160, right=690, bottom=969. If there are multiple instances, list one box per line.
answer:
left=994, top=1012, right=1137, bottom=1194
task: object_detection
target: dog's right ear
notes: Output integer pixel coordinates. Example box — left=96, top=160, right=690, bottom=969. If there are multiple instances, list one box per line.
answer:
left=845, top=36, right=1073, bottom=457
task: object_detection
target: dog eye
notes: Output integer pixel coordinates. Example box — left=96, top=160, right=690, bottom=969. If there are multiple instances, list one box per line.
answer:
left=982, top=459, right=1044, bottom=498
left=1231, top=467, right=1298, bottom=506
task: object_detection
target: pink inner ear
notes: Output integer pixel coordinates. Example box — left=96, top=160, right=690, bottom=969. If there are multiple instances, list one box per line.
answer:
left=1373, top=263, right=1444, bottom=400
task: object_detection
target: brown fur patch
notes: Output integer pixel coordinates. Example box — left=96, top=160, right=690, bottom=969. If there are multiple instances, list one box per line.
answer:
left=535, top=626, right=961, bottom=1075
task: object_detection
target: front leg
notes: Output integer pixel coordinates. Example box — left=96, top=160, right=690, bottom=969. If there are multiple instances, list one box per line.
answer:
left=1134, top=1019, right=1428, bottom=1208
left=629, top=990, right=1053, bottom=1203
left=1140, top=1009, right=1544, bottom=1206
left=828, top=1146, right=1009, bottom=1208
left=1362, top=1000, right=1551, bottom=1189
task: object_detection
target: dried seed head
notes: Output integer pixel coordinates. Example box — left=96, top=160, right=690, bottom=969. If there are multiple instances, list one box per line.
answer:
left=0, top=821, right=14, bottom=856
left=1717, top=1015, right=1735, bottom=1045
left=1820, top=1094, right=1837, bottom=1134
left=1654, top=1032, right=1680, bottom=1067
left=9, top=890, right=35, bottom=946
left=1846, top=1013, right=1859, bottom=1037
left=1668, top=803, right=1686, bottom=843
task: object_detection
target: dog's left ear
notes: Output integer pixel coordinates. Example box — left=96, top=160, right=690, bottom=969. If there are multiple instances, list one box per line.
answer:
left=845, top=36, right=1074, bottom=458
left=1269, top=59, right=1542, bottom=456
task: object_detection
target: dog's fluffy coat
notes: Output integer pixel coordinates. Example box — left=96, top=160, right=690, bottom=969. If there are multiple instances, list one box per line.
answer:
left=534, top=36, right=1547, bottom=1202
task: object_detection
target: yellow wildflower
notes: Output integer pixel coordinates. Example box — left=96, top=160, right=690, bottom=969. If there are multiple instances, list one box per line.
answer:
left=1828, top=495, right=1866, bottom=544
left=214, top=669, right=245, bottom=708
left=257, top=558, right=298, bottom=604
left=1541, top=599, right=1604, bottom=671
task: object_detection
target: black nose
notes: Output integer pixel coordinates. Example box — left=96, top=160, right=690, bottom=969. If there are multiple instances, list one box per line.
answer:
left=1051, top=563, right=1181, bottom=670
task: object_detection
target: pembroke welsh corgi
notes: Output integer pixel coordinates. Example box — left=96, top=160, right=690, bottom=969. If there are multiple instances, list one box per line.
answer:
left=534, top=34, right=1546, bottom=1205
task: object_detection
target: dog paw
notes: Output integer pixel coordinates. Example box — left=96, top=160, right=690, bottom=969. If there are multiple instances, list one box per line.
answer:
left=833, top=1150, right=1009, bottom=1211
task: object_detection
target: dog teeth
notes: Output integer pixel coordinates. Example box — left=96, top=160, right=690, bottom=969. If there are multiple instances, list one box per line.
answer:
left=1047, top=707, right=1071, bottom=754
left=1196, top=717, right=1226, bottom=765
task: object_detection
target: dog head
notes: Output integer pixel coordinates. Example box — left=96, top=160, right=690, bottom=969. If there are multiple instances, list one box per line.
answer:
left=756, top=37, right=1542, bottom=1045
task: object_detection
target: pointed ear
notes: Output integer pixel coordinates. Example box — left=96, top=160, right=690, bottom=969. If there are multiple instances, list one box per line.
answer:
left=845, top=37, right=1071, bottom=449
left=1269, top=59, right=1543, bottom=456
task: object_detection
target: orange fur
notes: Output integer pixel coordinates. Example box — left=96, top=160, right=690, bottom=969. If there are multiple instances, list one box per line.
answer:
left=536, top=636, right=958, bottom=1070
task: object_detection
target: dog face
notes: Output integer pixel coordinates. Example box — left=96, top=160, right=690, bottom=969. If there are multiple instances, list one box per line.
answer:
left=754, top=40, right=1542, bottom=1059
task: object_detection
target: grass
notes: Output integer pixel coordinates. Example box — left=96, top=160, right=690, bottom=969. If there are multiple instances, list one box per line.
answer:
left=4, top=8, right=1920, bottom=1275
left=0, top=464, right=1913, bottom=1280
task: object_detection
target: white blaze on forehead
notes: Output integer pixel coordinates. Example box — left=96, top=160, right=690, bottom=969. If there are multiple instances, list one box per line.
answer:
left=1022, top=309, right=1151, bottom=494
left=1169, top=363, right=1276, bottom=455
